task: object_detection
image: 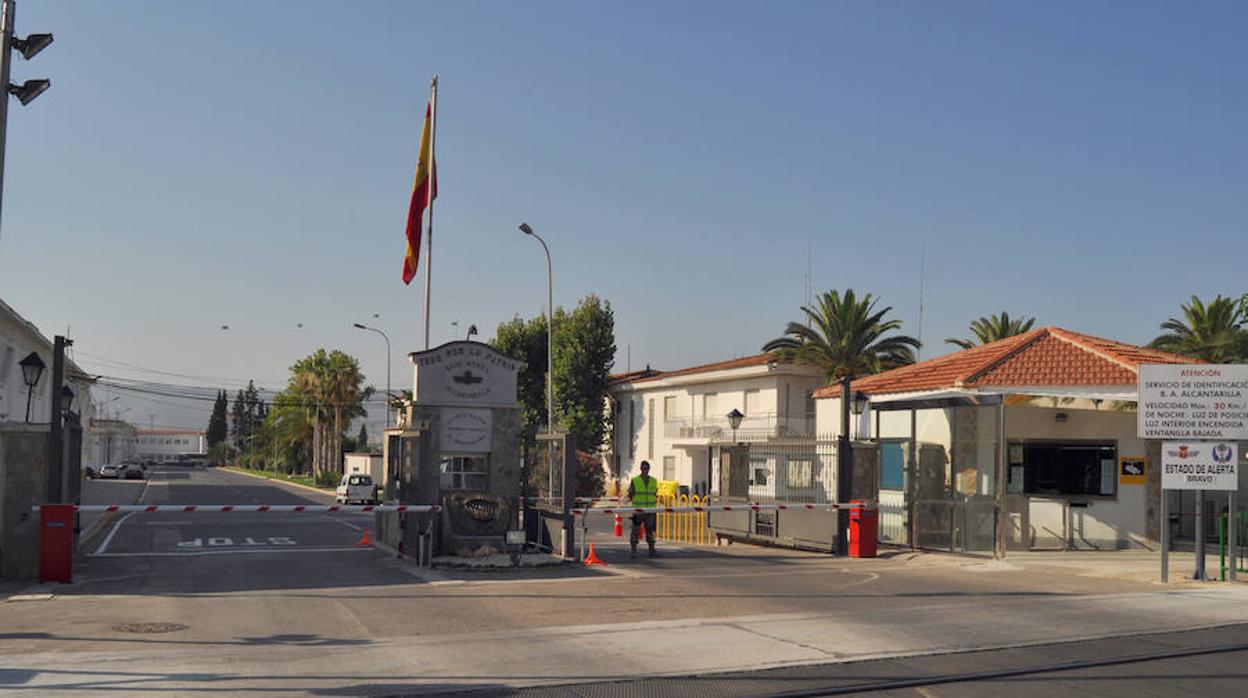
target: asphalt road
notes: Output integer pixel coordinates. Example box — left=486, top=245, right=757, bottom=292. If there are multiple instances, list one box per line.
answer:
left=3, top=467, right=1248, bottom=696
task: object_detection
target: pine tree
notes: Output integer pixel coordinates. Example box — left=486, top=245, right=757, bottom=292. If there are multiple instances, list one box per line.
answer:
left=230, top=389, right=246, bottom=450
left=206, top=390, right=228, bottom=448
left=356, top=423, right=369, bottom=452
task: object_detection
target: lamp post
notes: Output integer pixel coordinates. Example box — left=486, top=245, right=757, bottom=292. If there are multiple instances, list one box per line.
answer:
left=519, top=222, right=556, bottom=502
left=18, top=350, right=43, bottom=422
left=0, top=0, right=52, bottom=241
left=836, top=376, right=853, bottom=555
left=727, top=408, right=744, bottom=444
left=466, top=324, right=478, bottom=341
left=352, top=322, right=391, bottom=426
left=849, top=390, right=868, bottom=439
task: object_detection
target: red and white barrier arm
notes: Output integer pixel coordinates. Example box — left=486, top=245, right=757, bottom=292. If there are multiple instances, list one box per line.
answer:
left=570, top=502, right=870, bottom=516
left=32, top=504, right=441, bottom=514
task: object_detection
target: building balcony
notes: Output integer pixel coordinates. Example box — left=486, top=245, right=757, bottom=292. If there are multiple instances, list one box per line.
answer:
left=664, top=412, right=816, bottom=443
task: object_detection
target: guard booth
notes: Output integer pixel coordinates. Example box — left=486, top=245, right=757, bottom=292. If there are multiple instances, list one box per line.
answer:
left=378, top=342, right=524, bottom=561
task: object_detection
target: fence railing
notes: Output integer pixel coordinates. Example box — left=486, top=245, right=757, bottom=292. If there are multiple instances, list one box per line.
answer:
left=655, top=493, right=714, bottom=544
left=663, top=413, right=816, bottom=441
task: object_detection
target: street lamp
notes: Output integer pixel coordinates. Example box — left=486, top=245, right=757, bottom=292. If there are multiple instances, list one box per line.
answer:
left=850, top=390, right=868, bottom=439
left=0, top=1, right=54, bottom=240
left=466, top=324, right=478, bottom=341
left=18, top=350, right=43, bottom=422
left=352, top=322, right=391, bottom=426
left=60, top=384, right=74, bottom=417
left=518, top=222, right=554, bottom=435
left=727, top=408, right=744, bottom=444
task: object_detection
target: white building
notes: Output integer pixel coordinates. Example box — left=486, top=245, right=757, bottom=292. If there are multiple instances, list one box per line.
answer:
left=813, top=326, right=1219, bottom=554
left=605, top=355, right=825, bottom=495
left=134, top=429, right=206, bottom=462
left=0, top=297, right=95, bottom=439
left=86, top=419, right=138, bottom=468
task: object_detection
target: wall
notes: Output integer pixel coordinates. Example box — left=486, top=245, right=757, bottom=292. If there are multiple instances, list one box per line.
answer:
left=0, top=423, right=49, bottom=579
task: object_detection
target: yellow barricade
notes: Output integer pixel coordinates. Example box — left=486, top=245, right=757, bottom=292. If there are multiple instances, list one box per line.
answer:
left=654, top=492, right=713, bottom=545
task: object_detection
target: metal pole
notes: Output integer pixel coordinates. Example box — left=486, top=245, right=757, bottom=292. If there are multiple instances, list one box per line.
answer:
left=422, top=75, right=438, bottom=351
left=1229, top=491, right=1237, bottom=582
left=1161, top=490, right=1169, bottom=583
left=1195, top=490, right=1206, bottom=580
left=0, top=0, right=13, bottom=246
left=836, top=377, right=851, bottom=555
left=995, top=400, right=1007, bottom=559
left=45, top=335, right=68, bottom=503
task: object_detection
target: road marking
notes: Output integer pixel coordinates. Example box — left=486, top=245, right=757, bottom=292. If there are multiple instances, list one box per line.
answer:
left=89, top=546, right=372, bottom=558
left=92, top=512, right=135, bottom=556
left=176, top=536, right=298, bottom=548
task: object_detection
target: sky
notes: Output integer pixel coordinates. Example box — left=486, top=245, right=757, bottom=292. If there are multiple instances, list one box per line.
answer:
left=0, top=1, right=1244, bottom=430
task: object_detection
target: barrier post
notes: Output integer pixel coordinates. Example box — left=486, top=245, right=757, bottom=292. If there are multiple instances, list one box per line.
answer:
left=39, top=503, right=75, bottom=583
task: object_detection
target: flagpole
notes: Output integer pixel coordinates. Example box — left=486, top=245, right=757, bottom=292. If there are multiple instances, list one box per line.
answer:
left=422, top=75, right=438, bottom=350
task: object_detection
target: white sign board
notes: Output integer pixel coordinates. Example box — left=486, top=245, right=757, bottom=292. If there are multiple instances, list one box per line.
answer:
left=1161, top=441, right=1239, bottom=490
left=1138, top=364, right=1248, bottom=440
left=439, top=408, right=493, bottom=453
left=411, top=342, right=520, bottom=407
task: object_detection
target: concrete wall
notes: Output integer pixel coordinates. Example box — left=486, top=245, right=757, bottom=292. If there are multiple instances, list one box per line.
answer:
left=0, top=422, right=49, bottom=579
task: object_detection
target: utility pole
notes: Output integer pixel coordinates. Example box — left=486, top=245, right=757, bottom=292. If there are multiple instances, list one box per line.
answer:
left=836, top=377, right=852, bottom=555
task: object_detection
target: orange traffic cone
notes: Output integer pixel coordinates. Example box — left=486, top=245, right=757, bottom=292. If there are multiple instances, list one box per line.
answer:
left=584, top=543, right=608, bottom=566
left=613, top=514, right=623, bottom=538
left=356, top=529, right=372, bottom=546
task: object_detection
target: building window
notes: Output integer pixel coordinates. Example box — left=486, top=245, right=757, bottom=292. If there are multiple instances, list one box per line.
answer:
left=663, top=396, right=677, bottom=421
left=628, top=398, right=636, bottom=458
left=786, top=458, right=814, bottom=489
left=439, top=455, right=488, bottom=491
left=750, top=457, right=770, bottom=486
left=647, top=399, right=655, bottom=458
left=662, top=456, right=676, bottom=480
left=702, top=393, right=716, bottom=420
left=880, top=441, right=906, bottom=491
left=744, top=389, right=760, bottom=416
left=1010, top=441, right=1117, bottom=497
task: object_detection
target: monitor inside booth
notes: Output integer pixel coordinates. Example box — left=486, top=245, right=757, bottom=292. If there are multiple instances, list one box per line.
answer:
left=1008, top=440, right=1118, bottom=497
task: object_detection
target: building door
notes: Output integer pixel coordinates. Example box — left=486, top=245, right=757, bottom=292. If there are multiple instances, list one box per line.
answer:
left=719, top=445, right=750, bottom=501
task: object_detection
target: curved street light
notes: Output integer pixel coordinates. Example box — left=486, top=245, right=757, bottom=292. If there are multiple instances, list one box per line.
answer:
left=518, top=222, right=554, bottom=435
left=352, top=322, right=391, bottom=426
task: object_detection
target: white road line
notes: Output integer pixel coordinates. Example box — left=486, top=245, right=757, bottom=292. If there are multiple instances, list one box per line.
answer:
left=92, top=512, right=135, bottom=556
left=89, top=546, right=372, bottom=558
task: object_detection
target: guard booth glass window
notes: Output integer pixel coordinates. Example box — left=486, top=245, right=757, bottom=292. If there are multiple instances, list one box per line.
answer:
left=1009, top=441, right=1117, bottom=497
left=439, top=455, right=488, bottom=491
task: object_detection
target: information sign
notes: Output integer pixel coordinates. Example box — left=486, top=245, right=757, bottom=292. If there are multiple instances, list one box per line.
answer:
left=1138, top=364, right=1248, bottom=440
left=1161, top=441, right=1239, bottom=491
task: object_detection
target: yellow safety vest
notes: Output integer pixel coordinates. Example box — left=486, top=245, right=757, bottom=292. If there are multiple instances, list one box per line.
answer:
left=631, top=475, right=657, bottom=508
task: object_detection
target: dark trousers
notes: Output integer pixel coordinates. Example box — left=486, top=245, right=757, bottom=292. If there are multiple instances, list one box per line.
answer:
left=630, top=513, right=656, bottom=550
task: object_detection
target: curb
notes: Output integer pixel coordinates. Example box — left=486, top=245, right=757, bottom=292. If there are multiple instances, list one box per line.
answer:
left=221, top=467, right=336, bottom=497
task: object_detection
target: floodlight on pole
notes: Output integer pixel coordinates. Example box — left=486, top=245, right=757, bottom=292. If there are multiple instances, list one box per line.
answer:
left=7, top=77, right=45, bottom=105
left=10, top=32, right=50, bottom=60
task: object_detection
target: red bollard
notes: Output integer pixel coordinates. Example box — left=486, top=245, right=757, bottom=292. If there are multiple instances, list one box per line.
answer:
left=613, top=514, right=623, bottom=537
left=39, top=504, right=75, bottom=583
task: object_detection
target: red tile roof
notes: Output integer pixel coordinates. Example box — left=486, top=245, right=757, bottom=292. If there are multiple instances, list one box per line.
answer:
left=610, top=354, right=776, bottom=385
left=812, top=327, right=1199, bottom=398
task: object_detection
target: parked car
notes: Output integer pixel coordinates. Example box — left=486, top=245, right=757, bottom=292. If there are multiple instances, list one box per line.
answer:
left=99, top=464, right=121, bottom=479
left=83, top=465, right=99, bottom=479
left=336, top=474, right=377, bottom=505
left=123, top=463, right=147, bottom=480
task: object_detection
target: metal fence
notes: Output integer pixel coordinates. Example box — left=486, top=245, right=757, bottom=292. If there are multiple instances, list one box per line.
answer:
left=666, top=413, right=817, bottom=441
left=716, top=436, right=840, bottom=505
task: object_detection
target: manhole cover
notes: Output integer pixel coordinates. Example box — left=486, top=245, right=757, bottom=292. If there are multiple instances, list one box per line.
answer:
left=112, top=622, right=188, bottom=634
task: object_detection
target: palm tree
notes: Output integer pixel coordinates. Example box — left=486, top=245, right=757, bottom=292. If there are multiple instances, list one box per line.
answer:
left=763, top=289, right=921, bottom=383
left=945, top=312, right=1037, bottom=349
left=1149, top=295, right=1248, bottom=363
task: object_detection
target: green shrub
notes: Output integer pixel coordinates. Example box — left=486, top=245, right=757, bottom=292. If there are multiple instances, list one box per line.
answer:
left=315, top=470, right=340, bottom=488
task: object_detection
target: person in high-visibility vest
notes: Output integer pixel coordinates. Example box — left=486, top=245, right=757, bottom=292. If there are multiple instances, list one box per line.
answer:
left=627, top=460, right=658, bottom=558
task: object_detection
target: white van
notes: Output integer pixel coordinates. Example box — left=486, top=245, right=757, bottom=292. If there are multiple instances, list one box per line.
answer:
left=336, top=474, right=377, bottom=505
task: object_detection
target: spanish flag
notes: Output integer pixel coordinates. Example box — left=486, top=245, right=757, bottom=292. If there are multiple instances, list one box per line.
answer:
left=402, top=102, right=437, bottom=285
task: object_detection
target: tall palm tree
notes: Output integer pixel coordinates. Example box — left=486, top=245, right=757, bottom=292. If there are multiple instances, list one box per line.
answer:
left=763, top=289, right=921, bottom=383
left=945, top=312, right=1037, bottom=349
left=1149, top=295, right=1248, bottom=363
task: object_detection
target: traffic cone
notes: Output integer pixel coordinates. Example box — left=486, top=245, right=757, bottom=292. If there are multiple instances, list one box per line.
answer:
left=356, top=529, right=372, bottom=546
left=613, top=514, right=623, bottom=538
left=583, top=543, right=608, bottom=566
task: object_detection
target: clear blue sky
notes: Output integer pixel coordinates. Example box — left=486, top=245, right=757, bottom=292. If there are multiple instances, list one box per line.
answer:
left=0, top=1, right=1244, bottom=428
